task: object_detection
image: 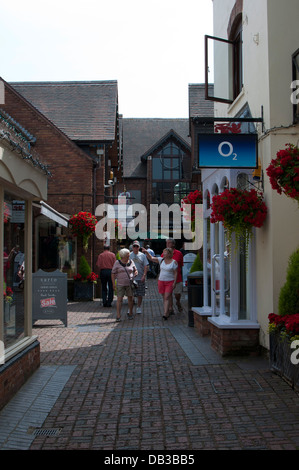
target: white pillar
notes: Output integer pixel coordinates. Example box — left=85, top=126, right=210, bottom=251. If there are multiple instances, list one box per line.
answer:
left=24, top=200, right=32, bottom=337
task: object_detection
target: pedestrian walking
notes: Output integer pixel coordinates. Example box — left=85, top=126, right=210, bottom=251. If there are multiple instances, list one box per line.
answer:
left=129, top=241, right=149, bottom=314
left=142, top=246, right=177, bottom=320
left=111, top=248, right=138, bottom=322
left=164, top=239, right=184, bottom=315
left=96, top=245, right=116, bottom=307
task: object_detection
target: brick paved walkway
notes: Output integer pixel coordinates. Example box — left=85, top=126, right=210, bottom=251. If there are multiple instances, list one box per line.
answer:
left=0, top=279, right=299, bottom=451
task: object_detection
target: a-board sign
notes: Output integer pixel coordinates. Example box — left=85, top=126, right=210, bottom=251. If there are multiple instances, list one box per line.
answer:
left=32, top=269, right=67, bottom=327
left=198, top=133, right=258, bottom=168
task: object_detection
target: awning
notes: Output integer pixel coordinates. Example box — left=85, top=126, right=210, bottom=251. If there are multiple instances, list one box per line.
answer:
left=33, top=201, right=69, bottom=227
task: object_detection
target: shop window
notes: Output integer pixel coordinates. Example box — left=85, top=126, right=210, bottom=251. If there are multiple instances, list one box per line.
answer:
left=237, top=173, right=250, bottom=320
left=36, top=216, right=76, bottom=278
left=3, top=193, right=25, bottom=348
left=205, top=15, right=243, bottom=104
left=292, top=48, right=299, bottom=123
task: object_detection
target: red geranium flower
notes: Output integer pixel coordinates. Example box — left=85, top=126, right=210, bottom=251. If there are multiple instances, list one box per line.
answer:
left=266, top=144, right=299, bottom=204
left=69, top=211, right=97, bottom=251
left=181, top=190, right=203, bottom=231
left=210, top=187, right=267, bottom=251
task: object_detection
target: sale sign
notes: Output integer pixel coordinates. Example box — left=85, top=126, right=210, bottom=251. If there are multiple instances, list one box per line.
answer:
left=40, top=297, right=56, bottom=308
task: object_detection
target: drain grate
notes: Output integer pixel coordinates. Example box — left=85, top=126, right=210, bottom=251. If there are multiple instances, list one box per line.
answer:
left=28, top=427, right=62, bottom=437
left=211, top=378, right=263, bottom=394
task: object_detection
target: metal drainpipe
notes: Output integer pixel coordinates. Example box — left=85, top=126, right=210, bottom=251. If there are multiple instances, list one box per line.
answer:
left=92, top=146, right=105, bottom=272
left=92, top=161, right=97, bottom=273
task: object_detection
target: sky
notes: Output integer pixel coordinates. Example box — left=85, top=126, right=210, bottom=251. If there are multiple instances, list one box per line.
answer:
left=0, top=0, right=213, bottom=118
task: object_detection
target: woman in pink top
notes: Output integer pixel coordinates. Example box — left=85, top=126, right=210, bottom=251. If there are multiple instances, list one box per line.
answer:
left=142, top=247, right=177, bottom=320
left=111, top=248, right=137, bottom=322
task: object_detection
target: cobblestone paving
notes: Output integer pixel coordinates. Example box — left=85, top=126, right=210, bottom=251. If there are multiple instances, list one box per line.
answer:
left=1, top=280, right=299, bottom=451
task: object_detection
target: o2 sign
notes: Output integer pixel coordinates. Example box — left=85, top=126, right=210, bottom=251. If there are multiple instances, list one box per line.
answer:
left=198, top=133, right=258, bottom=169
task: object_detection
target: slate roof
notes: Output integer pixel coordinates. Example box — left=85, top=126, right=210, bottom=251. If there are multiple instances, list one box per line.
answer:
left=188, top=83, right=214, bottom=118
left=10, top=81, right=118, bottom=142
left=122, top=118, right=190, bottom=179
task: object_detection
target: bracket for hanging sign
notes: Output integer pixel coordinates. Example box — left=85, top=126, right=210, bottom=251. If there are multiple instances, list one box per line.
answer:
left=191, top=107, right=264, bottom=132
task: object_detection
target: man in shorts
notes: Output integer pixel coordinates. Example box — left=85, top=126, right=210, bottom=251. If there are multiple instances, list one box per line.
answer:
left=165, top=239, right=184, bottom=314
left=129, top=241, right=149, bottom=314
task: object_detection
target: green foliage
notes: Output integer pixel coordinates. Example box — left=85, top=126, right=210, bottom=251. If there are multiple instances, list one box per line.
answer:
left=190, top=253, right=203, bottom=273
left=78, top=255, right=91, bottom=278
left=278, top=248, right=299, bottom=316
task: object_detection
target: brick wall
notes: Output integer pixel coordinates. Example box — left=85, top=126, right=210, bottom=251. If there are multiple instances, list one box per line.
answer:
left=3, top=84, right=95, bottom=217
left=193, top=312, right=212, bottom=337
left=0, top=341, right=40, bottom=411
left=210, top=323, right=260, bottom=356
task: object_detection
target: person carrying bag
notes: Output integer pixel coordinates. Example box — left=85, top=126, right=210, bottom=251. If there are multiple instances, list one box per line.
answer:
left=111, top=248, right=138, bottom=322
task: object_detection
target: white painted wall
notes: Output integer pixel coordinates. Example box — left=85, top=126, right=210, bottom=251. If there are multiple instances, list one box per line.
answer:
left=211, top=0, right=299, bottom=348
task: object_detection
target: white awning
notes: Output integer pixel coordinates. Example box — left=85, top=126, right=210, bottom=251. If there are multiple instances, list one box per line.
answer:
left=34, top=201, right=69, bottom=227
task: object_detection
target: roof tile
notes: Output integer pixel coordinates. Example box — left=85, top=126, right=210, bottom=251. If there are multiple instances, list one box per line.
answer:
left=10, top=81, right=118, bottom=142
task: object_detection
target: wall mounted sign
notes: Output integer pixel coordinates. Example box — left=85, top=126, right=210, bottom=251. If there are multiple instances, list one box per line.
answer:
left=198, top=133, right=258, bottom=168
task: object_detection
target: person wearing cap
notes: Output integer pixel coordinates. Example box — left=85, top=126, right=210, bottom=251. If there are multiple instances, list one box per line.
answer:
left=96, top=245, right=116, bottom=307
left=129, top=241, right=149, bottom=314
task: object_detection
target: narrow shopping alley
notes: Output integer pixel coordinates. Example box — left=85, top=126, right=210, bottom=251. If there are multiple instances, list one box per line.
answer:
left=0, top=279, right=298, bottom=451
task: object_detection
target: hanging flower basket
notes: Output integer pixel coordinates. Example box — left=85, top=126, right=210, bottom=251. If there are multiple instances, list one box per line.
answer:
left=210, top=188, right=267, bottom=252
left=69, top=211, right=97, bottom=251
left=181, top=190, right=203, bottom=232
left=266, top=143, right=299, bottom=205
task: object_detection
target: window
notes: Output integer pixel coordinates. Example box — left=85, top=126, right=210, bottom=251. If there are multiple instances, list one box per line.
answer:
left=3, top=193, right=25, bottom=348
left=152, top=143, right=183, bottom=181
left=151, top=141, right=189, bottom=205
left=205, top=17, right=243, bottom=104
left=36, top=216, right=76, bottom=278
left=292, top=48, right=299, bottom=123
left=237, top=173, right=250, bottom=320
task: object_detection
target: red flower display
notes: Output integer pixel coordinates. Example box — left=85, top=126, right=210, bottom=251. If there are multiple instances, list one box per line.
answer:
left=210, top=188, right=267, bottom=249
left=269, top=313, right=299, bottom=339
left=69, top=211, right=97, bottom=251
left=266, top=144, right=299, bottom=204
left=4, top=286, right=13, bottom=304
left=73, top=272, right=98, bottom=283
left=181, top=190, right=203, bottom=231
left=3, top=202, right=10, bottom=223
left=86, top=272, right=98, bottom=283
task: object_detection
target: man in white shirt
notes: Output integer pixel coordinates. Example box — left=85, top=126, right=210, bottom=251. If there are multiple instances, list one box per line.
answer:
left=129, top=241, right=149, bottom=314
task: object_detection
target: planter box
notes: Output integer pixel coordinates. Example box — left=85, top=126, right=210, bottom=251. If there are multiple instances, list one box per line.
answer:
left=74, top=281, right=94, bottom=301
left=270, top=333, right=299, bottom=391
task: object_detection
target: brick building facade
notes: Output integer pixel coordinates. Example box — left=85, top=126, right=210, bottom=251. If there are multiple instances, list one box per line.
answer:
left=2, top=80, right=120, bottom=282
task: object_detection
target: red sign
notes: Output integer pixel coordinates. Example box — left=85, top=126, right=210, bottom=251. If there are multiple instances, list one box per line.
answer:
left=40, top=297, right=56, bottom=308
